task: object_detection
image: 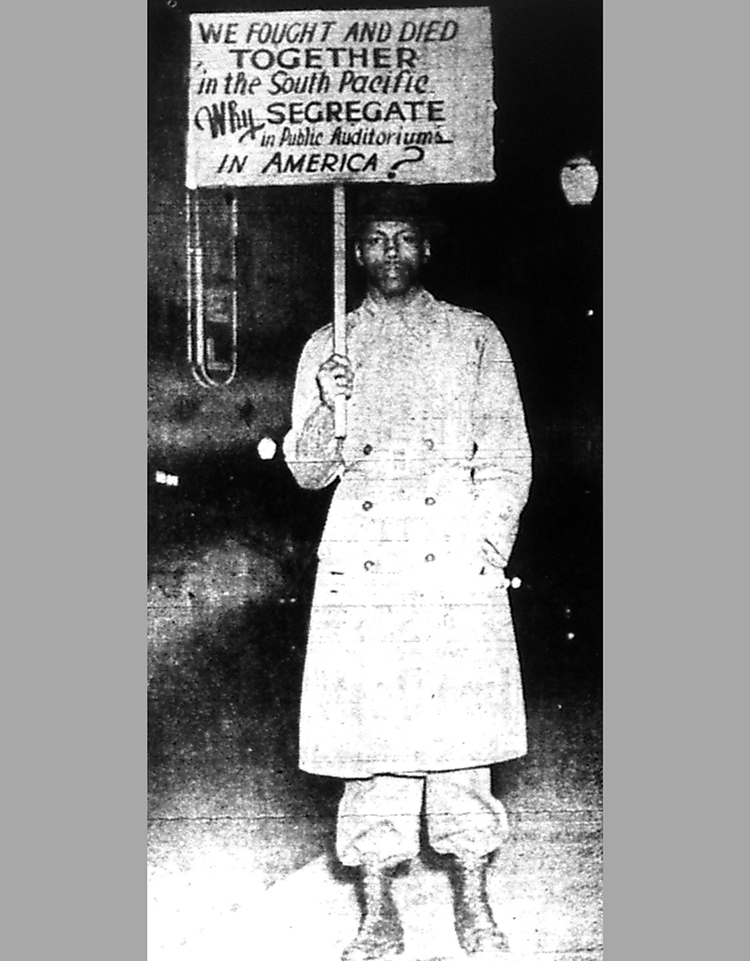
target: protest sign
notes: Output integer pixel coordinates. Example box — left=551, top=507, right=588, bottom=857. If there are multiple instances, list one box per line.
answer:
left=186, top=8, right=494, bottom=187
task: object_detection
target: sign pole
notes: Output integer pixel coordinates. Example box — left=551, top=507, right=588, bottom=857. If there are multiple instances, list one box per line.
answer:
left=333, top=184, right=347, bottom=439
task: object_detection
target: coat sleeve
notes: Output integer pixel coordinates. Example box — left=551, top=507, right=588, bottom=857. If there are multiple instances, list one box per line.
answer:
left=470, top=319, right=533, bottom=561
left=282, top=326, right=345, bottom=491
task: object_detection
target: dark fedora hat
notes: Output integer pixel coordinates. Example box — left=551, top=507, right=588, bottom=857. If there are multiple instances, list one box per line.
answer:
left=349, top=186, right=444, bottom=239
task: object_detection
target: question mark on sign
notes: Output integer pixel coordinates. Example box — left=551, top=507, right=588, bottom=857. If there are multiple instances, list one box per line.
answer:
left=387, top=145, right=426, bottom=180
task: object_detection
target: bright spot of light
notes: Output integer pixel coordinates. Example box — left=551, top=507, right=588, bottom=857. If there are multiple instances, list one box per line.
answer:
left=155, top=471, right=179, bottom=487
left=560, top=157, right=600, bottom=205
left=587, top=309, right=595, bottom=316
left=257, top=437, right=277, bottom=460
left=567, top=632, right=575, bottom=640
left=510, top=576, right=522, bottom=589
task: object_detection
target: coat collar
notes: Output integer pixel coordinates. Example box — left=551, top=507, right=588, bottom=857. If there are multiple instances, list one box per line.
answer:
left=350, top=287, right=436, bottom=331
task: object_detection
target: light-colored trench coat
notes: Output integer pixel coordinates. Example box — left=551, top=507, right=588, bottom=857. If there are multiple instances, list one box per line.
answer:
left=283, top=288, right=532, bottom=778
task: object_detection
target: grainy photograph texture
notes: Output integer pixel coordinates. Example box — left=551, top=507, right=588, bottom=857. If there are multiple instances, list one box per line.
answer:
left=148, top=2, right=602, bottom=959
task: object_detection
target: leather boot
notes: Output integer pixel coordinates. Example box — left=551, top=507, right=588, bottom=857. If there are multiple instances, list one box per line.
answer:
left=451, top=855, right=509, bottom=956
left=341, top=863, right=405, bottom=961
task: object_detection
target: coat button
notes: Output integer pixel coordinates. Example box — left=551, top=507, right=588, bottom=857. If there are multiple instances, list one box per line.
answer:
left=362, top=501, right=373, bottom=511
left=364, top=560, right=375, bottom=571
left=425, top=553, right=435, bottom=562
left=363, top=444, right=373, bottom=455
left=425, top=496, right=436, bottom=506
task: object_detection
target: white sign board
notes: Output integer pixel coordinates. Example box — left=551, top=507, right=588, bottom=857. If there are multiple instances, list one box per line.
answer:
left=186, top=8, right=494, bottom=187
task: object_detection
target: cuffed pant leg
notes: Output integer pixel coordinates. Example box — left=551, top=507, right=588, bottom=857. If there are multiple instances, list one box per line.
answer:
left=336, top=775, right=424, bottom=869
left=425, top=767, right=509, bottom=860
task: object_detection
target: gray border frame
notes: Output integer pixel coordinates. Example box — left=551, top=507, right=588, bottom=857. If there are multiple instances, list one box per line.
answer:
left=5, top=1, right=746, bottom=959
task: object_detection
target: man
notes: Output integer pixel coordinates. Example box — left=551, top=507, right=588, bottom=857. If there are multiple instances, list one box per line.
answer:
left=283, top=189, right=532, bottom=960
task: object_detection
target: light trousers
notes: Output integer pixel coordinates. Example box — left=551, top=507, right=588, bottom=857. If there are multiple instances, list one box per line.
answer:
left=336, top=767, right=509, bottom=869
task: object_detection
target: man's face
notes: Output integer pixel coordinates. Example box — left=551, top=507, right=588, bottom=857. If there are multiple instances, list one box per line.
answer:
left=355, top=219, right=430, bottom=299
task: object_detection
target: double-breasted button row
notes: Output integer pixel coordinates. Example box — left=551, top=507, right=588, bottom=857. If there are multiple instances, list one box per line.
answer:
left=362, top=498, right=435, bottom=510
left=361, top=440, right=434, bottom=456
left=362, top=555, right=438, bottom=569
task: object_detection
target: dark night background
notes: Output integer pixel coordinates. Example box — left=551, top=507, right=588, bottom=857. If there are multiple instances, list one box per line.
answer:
left=147, top=1, right=602, bottom=955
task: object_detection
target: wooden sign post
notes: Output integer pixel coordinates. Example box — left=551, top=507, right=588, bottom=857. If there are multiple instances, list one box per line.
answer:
left=332, top=184, right=348, bottom=437
left=185, top=8, right=495, bottom=434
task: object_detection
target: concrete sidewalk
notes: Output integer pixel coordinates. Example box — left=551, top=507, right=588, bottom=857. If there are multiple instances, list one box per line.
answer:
left=149, top=807, right=601, bottom=961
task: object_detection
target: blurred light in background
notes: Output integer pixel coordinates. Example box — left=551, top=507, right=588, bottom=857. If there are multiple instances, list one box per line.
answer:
left=560, top=157, right=599, bottom=206
left=257, top=437, right=277, bottom=461
left=155, top=471, right=179, bottom=487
